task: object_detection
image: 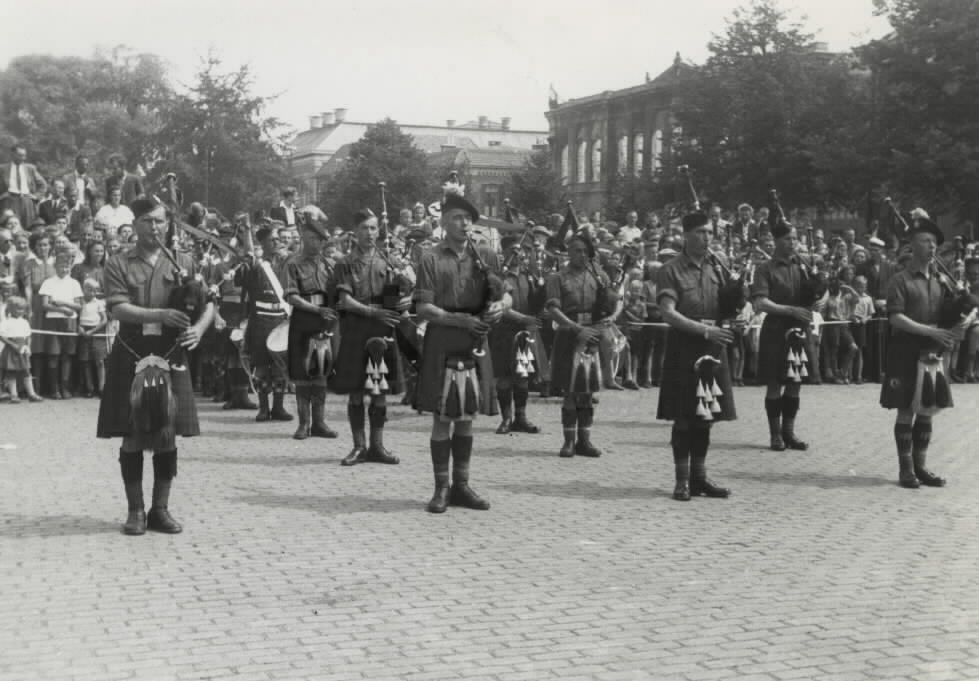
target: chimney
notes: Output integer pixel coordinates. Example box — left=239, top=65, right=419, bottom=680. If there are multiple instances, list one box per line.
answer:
left=478, top=115, right=489, bottom=129
left=446, top=119, right=456, bottom=128
left=322, top=111, right=335, bottom=125
left=334, top=107, right=348, bottom=123
left=501, top=117, right=511, bottom=131
left=309, top=114, right=323, bottom=129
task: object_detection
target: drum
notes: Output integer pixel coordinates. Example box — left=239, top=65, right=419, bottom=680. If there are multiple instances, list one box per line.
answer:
left=266, top=319, right=289, bottom=354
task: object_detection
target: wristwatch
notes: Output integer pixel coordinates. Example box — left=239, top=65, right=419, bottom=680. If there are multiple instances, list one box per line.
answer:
left=703, top=325, right=711, bottom=340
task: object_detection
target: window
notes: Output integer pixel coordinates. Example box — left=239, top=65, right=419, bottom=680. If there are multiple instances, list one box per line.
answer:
left=633, top=134, right=644, bottom=176
left=617, top=136, right=628, bottom=173
left=560, top=145, right=569, bottom=185
left=483, top=184, right=500, bottom=218
left=488, top=140, right=502, bottom=147
left=652, top=129, right=663, bottom=171
left=591, top=139, right=602, bottom=182
left=576, top=140, right=587, bottom=183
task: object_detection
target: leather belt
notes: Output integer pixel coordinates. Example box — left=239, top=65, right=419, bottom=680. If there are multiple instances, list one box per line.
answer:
left=255, top=300, right=282, bottom=311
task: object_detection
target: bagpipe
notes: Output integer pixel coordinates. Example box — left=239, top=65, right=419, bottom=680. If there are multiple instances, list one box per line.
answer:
left=375, top=181, right=421, bottom=370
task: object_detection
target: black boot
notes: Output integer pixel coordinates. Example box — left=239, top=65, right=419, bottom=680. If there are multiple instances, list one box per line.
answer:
left=367, top=405, right=399, bottom=464
left=912, top=420, right=945, bottom=487
left=689, top=427, right=731, bottom=498
left=510, top=385, right=540, bottom=433
left=270, top=391, right=293, bottom=421
left=146, top=451, right=182, bottom=534
left=426, top=440, right=452, bottom=513
left=559, top=407, right=577, bottom=457
left=310, top=386, right=338, bottom=438
left=495, top=386, right=513, bottom=434
left=780, top=395, right=808, bottom=450
left=449, top=434, right=490, bottom=510
left=574, top=406, right=602, bottom=457
left=224, top=369, right=257, bottom=410
left=119, top=450, right=146, bottom=535
left=293, top=386, right=312, bottom=440
left=895, top=423, right=919, bottom=488
left=341, top=402, right=369, bottom=466
left=765, top=397, right=785, bottom=451
left=671, top=426, right=691, bottom=501
left=255, top=391, right=271, bottom=422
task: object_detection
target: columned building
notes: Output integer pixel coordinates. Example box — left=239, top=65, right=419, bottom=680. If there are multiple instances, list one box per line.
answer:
left=545, top=55, right=689, bottom=215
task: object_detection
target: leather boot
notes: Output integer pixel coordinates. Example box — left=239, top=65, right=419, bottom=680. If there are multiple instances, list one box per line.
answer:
left=780, top=395, right=808, bottom=450
left=449, top=434, right=490, bottom=510
left=119, top=450, right=146, bottom=535
left=510, top=386, right=540, bottom=433
left=912, top=421, right=945, bottom=487
left=293, top=386, right=312, bottom=440
left=689, top=428, right=731, bottom=498
left=495, top=386, right=513, bottom=434
left=366, top=405, right=399, bottom=463
left=255, top=392, right=271, bottom=422
left=671, top=426, right=691, bottom=501
left=574, top=406, right=602, bottom=457
left=765, top=397, right=785, bottom=451
left=310, top=387, right=338, bottom=438
left=270, top=392, right=293, bottom=421
left=559, top=407, right=576, bottom=457
left=427, top=440, right=452, bottom=513
left=146, top=451, right=182, bottom=534
left=895, top=423, right=919, bottom=488
left=341, top=402, right=369, bottom=466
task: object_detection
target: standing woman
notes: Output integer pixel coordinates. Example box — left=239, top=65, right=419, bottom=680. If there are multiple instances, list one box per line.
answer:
left=72, top=240, right=106, bottom=289
left=545, top=233, right=608, bottom=458
left=750, top=221, right=815, bottom=451
left=19, top=232, right=56, bottom=395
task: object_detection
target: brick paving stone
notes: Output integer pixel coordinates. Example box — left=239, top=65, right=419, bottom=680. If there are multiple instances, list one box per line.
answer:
left=0, top=385, right=976, bottom=680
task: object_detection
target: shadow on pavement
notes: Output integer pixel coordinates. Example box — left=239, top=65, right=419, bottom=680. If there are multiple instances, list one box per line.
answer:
left=205, top=429, right=300, bottom=441
left=722, top=470, right=893, bottom=489
left=479, top=444, right=556, bottom=459
left=490, top=479, right=669, bottom=501
left=0, top=513, right=121, bottom=538
left=183, top=452, right=329, bottom=467
left=232, top=491, right=421, bottom=515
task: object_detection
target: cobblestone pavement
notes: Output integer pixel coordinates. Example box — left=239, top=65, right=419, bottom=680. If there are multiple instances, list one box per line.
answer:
left=0, top=384, right=977, bottom=681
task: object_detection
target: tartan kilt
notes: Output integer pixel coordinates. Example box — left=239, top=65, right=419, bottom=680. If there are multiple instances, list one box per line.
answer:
left=97, top=330, right=200, bottom=445
left=329, top=312, right=404, bottom=395
left=412, top=324, right=497, bottom=416
left=488, top=320, right=551, bottom=385
left=286, top=308, right=338, bottom=382
left=549, top=327, right=593, bottom=397
left=880, top=332, right=947, bottom=409
left=245, top=312, right=286, bottom=371
left=757, top=314, right=813, bottom=386
left=657, top=330, right=736, bottom=422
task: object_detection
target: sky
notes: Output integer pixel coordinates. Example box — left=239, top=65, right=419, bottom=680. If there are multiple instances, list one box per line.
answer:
left=0, top=0, right=891, bottom=137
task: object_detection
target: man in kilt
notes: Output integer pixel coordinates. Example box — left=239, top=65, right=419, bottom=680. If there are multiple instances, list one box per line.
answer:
left=413, top=187, right=501, bottom=513
left=282, top=208, right=339, bottom=441
left=880, top=217, right=960, bottom=488
left=332, top=209, right=407, bottom=466
left=209, top=249, right=256, bottom=410
left=544, top=233, right=608, bottom=458
left=97, top=198, right=215, bottom=535
left=656, top=212, right=735, bottom=500
left=750, top=221, right=815, bottom=451
left=237, top=222, right=293, bottom=423
left=490, top=232, right=547, bottom=435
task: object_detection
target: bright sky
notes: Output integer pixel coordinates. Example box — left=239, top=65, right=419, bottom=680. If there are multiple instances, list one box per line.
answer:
left=0, top=0, right=889, bottom=136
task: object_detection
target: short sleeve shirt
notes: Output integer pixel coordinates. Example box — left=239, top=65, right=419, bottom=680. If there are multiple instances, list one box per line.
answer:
left=103, top=248, right=198, bottom=313
left=750, top=256, right=803, bottom=306
left=545, top=266, right=608, bottom=315
left=413, top=241, right=499, bottom=312
left=282, top=253, right=334, bottom=301
left=335, top=246, right=389, bottom=303
left=886, top=267, right=942, bottom=326
left=655, top=251, right=722, bottom=320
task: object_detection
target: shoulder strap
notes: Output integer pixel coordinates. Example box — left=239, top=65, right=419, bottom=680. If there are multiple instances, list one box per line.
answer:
left=259, top=259, right=292, bottom=316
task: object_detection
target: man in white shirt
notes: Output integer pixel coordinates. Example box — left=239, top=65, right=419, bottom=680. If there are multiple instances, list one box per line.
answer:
left=94, top=187, right=135, bottom=233
left=618, top=211, right=643, bottom=243
left=709, top=204, right=731, bottom=240
left=270, top=187, right=298, bottom=227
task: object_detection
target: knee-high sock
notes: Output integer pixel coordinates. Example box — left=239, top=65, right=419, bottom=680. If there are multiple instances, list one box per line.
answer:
left=689, top=427, right=711, bottom=480
left=347, top=402, right=366, bottom=446
left=671, top=424, right=690, bottom=482
left=894, top=423, right=913, bottom=473
left=765, top=398, right=781, bottom=438
left=911, top=420, right=932, bottom=470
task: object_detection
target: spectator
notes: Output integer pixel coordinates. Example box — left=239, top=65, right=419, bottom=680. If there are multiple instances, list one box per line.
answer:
left=38, top=179, right=71, bottom=226
left=618, top=211, right=642, bottom=243
left=849, top=275, right=874, bottom=384
left=38, top=252, right=83, bottom=399
left=269, top=187, right=298, bottom=228
left=64, top=154, right=98, bottom=212
left=104, top=153, right=144, bottom=205
left=0, top=295, right=43, bottom=403
left=75, top=278, right=107, bottom=397
left=94, top=187, right=135, bottom=233
left=71, top=240, right=106, bottom=289
left=0, top=144, right=47, bottom=227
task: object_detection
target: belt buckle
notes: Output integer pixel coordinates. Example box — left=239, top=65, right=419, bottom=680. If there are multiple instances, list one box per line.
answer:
left=701, top=319, right=716, bottom=327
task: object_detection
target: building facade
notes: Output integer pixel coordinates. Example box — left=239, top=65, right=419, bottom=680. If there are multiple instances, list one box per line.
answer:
left=544, top=56, right=688, bottom=216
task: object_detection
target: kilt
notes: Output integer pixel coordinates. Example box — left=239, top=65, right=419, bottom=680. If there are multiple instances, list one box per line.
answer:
left=488, top=320, right=551, bottom=385
left=76, top=325, right=108, bottom=362
left=550, top=327, right=598, bottom=397
left=657, top=329, right=736, bottom=422
left=330, top=312, right=404, bottom=395
left=880, top=332, right=948, bottom=410
left=96, top=329, right=200, bottom=447
left=41, top=317, right=78, bottom=356
left=412, top=324, right=497, bottom=416
left=245, top=312, right=286, bottom=371
left=757, top=314, right=813, bottom=386
left=286, top=308, right=337, bottom=383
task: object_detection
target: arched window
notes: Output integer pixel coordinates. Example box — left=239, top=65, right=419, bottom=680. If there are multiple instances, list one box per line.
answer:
left=633, top=134, right=645, bottom=176
left=576, top=140, right=587, bottom=183
left=591, top=139, right=602, bottom=182
left=617, top=136, right=628, bottom=173
left=560, top=145, right=569, bottom=185
left=652, top=129, right=663, bottom=170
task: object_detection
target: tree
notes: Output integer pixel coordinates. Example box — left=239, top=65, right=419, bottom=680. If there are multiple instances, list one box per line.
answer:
left=508, top=149, right=564, bottom=223
left=859, top=0, right=979, bottom=223
left=155, top=56, right=290, bottom=216
left=670, top=0, right=868, bottom=213
left=319, top=119, right=434, bottom=228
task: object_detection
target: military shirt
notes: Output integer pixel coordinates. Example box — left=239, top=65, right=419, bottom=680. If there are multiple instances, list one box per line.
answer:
left=750, top=255, right=803, bottom=306
left=282, top=252, right=334, bottom=302
left=335, top=245, right=390, bottom=303
left=886, top=266, right=943, bottom=326
left=103, top=247, right=198, bottom=313
left=655, top=251, right=722, bottom=320
left=544, top=265, right=609, bottom=316
left=413, top=240, right=499, bottom=312
left=236, top=257, right=287, bottom=316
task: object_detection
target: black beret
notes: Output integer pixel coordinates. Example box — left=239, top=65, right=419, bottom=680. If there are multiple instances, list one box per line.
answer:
left=910, top=216, right=944, bottom=245
left=255, top=226, right=275, bottom=243
left=130, top=197, right=162, bottom=221
left=771, top=220, right=792, bottom=240
left=681, top=212, right=709, bottom=232
left=568, top=232, right=596, bottom=259
left=352, top=208, right=376, bottom=226
left=441, top=192, right=480, bottom=224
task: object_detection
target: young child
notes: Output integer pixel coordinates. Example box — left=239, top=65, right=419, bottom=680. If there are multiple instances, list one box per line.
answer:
left=619, top=279, right=647, bottom=389
left=849, top=275, right=875, bottom=384
left=76, top=278, right=108, bottom=397
left=38, top=252, right=83, bottom=399
left=0, top=297, right=43, bottom=403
